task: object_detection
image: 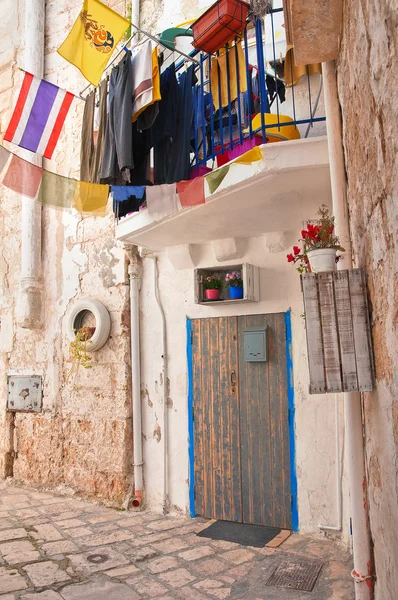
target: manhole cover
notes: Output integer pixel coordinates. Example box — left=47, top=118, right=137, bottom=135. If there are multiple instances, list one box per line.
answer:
left=87, top=554, right=109, bottom=564
left=266, top=560, right=323, bottom=592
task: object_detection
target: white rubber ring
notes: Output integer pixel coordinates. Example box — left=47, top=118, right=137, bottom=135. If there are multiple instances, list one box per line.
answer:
left=66, top=300, right=111, bottom=352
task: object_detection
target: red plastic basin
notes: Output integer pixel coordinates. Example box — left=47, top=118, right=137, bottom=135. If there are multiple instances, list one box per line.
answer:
left=192, top=0, right=249, bottom=54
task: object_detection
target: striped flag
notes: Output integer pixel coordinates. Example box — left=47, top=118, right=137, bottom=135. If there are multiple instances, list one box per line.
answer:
left=4, top=72, right=74, bottom=159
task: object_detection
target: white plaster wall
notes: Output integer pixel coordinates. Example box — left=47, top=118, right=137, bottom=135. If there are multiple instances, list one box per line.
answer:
left=0, top=0, right=134, bottom=503
left=139, top=236, right=350, bottom=540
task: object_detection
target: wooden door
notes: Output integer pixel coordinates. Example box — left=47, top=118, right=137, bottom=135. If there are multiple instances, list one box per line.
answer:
left=191, top=313, right=292, bottom=529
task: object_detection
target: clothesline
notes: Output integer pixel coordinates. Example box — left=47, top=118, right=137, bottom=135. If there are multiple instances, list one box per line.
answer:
left=79, top=22, right=200, bottom=100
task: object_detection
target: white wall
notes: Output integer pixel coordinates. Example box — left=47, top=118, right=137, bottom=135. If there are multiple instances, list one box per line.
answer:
left=139, top=236, right=350, bottom=539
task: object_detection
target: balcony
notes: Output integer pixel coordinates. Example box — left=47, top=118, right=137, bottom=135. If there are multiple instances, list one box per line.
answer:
left=116, top=3, right=330, bottom=251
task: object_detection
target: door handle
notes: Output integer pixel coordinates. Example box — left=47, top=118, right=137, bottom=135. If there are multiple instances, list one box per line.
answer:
left=230, top=371, right=236, bottom=385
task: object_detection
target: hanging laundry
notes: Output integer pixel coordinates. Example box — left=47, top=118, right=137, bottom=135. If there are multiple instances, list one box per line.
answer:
left=132, top=41, right=154, bottom=122
left=145, top=63, right=179, bottom=153
left=2, top=154, right=43, bottom=198
left=101, top=50, right=133, bottom=184
left=73, top=181, right=109, bottom=216
left=38, top=170, right=75, bottom=210
left=0, top=146, right=10, bottom=173
left=205, top=164, right=230, bottom=194
left=266, top=74, right=286, bottom=105
left=146, top=183, right=179, bottom=219
left=112, top=185, right=146, bottom=218
left=177, top=176, right=205, bottom=208
left=4, top=72, right=74, bottom=159
left=91, top=77, right=108, bottom=183
left=284, top=46, right=322, bottom=87
left=58, top=0, right=130, bottom=87
left=210, top=42, right=248, bottom=110
left=155, top=64, right=196, bottom=185
left=80, top=90, right=95, bottom=182
left=133, top=43, right=161, bottom=130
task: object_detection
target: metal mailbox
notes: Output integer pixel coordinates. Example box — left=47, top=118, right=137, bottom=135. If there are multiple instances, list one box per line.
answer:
left=244, top=326, right=268, bottom=362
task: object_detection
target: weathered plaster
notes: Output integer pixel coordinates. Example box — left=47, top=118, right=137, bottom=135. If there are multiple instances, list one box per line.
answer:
left=337, top=0, right=398, bottom=597
left=0, top=0, right=133, bottom=505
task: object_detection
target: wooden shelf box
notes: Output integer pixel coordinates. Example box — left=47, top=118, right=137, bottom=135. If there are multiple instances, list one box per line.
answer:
left=194, top=263, right=260, bottom=305
left=301, top=269, right=375, bottom=394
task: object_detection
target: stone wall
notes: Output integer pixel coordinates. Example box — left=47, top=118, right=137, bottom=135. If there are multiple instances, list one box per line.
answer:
left=0, top=0, right=133, bottom=506
left=337, top=1, right=398, bottom=598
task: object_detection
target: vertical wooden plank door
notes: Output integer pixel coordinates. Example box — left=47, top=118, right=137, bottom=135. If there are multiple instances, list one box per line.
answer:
left=191, top=313, right=292, bottom=530
left=191, top=317, right=242, bottom=522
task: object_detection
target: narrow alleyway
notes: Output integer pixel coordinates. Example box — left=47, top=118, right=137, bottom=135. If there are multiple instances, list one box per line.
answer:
left=0, top=482, right=354, bottom=599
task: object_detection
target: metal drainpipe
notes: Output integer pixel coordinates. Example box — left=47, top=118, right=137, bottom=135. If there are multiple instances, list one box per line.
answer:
left=125, top=245, right=144, bottom=508
left=140, top=250, right=169, bottom=514
left=322, top=60, right=374, bottom=600
left=319, top=394, right=342, bottom=532
left=131, top=0, right=140, bottom=28
left=18, top=0, right=44, bottom=329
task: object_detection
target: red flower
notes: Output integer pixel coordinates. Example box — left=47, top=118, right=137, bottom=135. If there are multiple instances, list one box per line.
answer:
left=287, top=254, right=294, bottom=263
left=293, top=245, right=301, bottom=255
left=301, top=229, right=308, bottom=239
left=329, top=225, right=334, bottom=234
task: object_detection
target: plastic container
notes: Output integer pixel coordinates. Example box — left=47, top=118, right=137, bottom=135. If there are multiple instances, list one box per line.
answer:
left=307, top=248, right=337, bottom=273
left=192, top=0, right=249, bottom=55
left=229, top=286, right=243, bottom=299
left=205, top=289, right=221, bottom=300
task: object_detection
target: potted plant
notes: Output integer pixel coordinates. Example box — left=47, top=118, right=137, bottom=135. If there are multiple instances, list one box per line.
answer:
left=225, top=270, right=244, bottom=299
left=202, top=274, right=223, bottom=300
left=287, top=205, right=345, bottom=273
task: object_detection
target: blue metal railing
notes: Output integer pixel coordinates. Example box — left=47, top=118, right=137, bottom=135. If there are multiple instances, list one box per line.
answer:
left=184, top=8, right=326, bottom=169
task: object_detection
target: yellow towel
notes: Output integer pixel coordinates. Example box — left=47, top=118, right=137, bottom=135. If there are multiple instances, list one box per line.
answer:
left=210, top=41, right=247, bottom=110
left=284, top=46, right=322, bottom=87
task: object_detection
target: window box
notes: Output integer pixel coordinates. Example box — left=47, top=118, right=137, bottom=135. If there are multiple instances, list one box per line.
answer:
left=194, top=263, right=259, bottom=304
left=191, top=0, right=249, bottom=55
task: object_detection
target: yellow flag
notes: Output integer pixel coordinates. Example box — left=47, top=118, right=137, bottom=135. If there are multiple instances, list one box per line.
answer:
left=58, top=0, right=130, bottom=87
left=73, top=181, right=109, bottom=216
left=233, top=146, right=263, bottom=165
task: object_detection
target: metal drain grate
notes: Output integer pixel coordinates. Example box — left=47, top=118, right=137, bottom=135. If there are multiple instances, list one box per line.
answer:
left=266, top=560, right=323, bottom=592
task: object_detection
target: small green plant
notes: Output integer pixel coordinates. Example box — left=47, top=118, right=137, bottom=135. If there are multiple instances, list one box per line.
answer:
left=66, top=326, right=94, bottom=385
left=202, top=274, right=223, bottom=291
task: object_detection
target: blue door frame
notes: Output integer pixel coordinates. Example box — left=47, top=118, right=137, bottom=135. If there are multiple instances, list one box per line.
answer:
left=186, top=311, right=299, bottom=531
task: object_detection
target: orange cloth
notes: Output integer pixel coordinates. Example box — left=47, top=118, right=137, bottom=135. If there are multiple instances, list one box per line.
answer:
left=177, top=176, right=205, bottom=208
left=210, top=41, right=247, bottom=110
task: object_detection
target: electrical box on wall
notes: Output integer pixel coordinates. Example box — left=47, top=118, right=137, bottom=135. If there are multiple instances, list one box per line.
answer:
left=244, top=327, right=268, bottom=362
left=7, top=376, right=43, bottom=413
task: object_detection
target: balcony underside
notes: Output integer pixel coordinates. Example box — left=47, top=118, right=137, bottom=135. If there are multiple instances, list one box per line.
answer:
left=117, top=137, right=331, bottom=251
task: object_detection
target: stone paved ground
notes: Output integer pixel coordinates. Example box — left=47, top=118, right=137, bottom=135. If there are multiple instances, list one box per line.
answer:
left=0, top=482, right=354, bottom=599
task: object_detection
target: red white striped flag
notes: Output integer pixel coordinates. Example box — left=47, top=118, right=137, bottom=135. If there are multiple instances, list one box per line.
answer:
left=4, top=72, right=74, bottom=159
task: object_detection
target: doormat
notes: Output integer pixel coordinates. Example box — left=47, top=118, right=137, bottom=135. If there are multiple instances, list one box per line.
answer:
left=196, top=520, right=281, bottom=548
left=265, top=559, right=323, bottom=592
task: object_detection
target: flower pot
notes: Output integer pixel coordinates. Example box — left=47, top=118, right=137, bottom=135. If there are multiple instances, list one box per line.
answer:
left=191, top=0, right=249, bottom=54
left=307, top=248, right=337, bottom=273
left=205, top=289, right=221, bottom=300
left=229, top=286, right=243, bottom=299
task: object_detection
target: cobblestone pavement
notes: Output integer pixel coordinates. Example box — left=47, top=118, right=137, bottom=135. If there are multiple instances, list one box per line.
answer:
left=0, top=482, right=354, bottom=599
